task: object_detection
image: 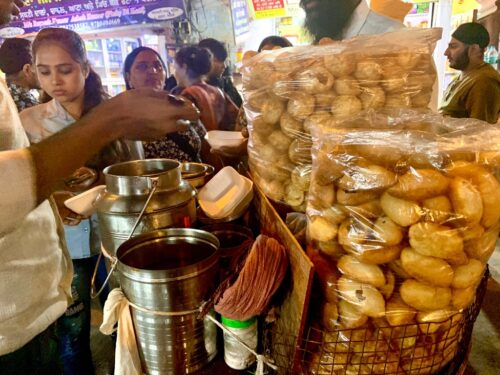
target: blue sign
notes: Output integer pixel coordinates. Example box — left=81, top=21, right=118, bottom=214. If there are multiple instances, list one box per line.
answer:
left=0, top=0, right=186, bottom=37
left=231, top=0, right=250, bottom=38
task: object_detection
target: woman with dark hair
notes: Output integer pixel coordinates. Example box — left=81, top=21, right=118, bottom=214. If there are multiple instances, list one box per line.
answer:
left=123, top=46, right=167, bottom=91
left=123, top=46, right=206, bottom=162
left=257, top=35, right=293, bottom=52
left=22, top=28, right=143, bottom=161
left=20, top=27, right=137, bottom=375
left=172, top=46, right=238, bottom=132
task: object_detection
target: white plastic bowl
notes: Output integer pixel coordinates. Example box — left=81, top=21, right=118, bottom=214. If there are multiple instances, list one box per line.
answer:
left=198, top=167, right=253, bottom=219
left=64, top=185, right=106, bottom=216
left=205, top=130, right=245, bottom=150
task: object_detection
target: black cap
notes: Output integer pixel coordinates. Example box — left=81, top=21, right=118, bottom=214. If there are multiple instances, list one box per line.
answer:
left=0, top=38, right=32, bottom=75
left=452, top=22, right=490, bottom=49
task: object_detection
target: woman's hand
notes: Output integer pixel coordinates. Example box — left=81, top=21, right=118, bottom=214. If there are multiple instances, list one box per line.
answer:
left=210, top=128, right=249, bottom=158
left=211, top=138, right=248, bottom=158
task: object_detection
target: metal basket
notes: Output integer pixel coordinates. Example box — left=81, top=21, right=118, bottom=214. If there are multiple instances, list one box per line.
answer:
left=265, top=268, right=489, bottom=375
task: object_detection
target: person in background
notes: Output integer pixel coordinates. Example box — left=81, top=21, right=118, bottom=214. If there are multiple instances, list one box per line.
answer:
left=0, top=37, right=39, bottom=112
left=0, top=7, right=197, bottom=372
left=173, top=46, right=238, bottom=132
left=123, top=46, right=206, bottom=162
left=257, top=35, right=293, bottom=52
left=300, top=0, right=404, bottom=42
left=198, top=38, right=243, bottom=107
left=20, top=27, right=141, bottom=375
left=440, top=22, right=500, bottom=124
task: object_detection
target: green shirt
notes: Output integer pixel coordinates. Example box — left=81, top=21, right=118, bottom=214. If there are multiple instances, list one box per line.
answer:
left=439, top=63, right=500, bottom=124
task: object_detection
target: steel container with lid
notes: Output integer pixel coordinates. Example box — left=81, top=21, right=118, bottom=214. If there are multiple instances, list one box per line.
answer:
left=96, top=159, right=196, bottom=256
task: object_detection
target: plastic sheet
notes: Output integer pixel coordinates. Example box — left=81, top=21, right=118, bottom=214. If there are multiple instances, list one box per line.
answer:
left=304, top=111, right=500, bottom=374
left=241, top=28, right=442, bottom=210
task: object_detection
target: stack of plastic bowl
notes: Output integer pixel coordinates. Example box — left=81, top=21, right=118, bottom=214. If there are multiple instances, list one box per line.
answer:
left=198, top=166, right=253, bottom=221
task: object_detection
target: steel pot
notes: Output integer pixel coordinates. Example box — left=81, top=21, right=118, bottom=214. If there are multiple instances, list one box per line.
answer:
left=96, top=159, right=197, bottom=256
left=104, top=228, right=220, bottom=374
left=181, top=162, right=215, bottom=188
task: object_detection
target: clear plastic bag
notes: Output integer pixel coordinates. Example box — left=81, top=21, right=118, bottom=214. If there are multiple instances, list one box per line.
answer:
left=241, top=28, right=442, bottom=210
left=304, top=111, right=500, bottom=374
left=285, top=212, right=308, bottom=246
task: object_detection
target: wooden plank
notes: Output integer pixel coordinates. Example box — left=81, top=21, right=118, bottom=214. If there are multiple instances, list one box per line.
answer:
left=252, top=184, right=314, bottom=374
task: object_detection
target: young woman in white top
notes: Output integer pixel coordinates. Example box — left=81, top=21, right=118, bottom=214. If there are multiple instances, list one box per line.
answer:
left=20, top=27, right=134, bottom=374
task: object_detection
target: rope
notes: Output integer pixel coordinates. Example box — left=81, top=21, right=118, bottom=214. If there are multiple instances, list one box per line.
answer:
left=112, top=292, right=277, bottom=373
left=127, top=300, right=199, bottom=317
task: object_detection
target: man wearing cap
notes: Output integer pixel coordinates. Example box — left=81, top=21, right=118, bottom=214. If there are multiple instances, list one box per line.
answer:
left=440, top=22, right=500, bottom=124
left=0, top=38, right=39, bottom=112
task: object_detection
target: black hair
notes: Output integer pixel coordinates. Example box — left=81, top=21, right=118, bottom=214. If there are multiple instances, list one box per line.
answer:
left=123, top=46, right=167, bottom=90
left=32, top=27, right=108, bottom=115
left=198, top=38, right=228, bottom=62
left=258, top=36, right=293, bottom=52
left=175, top=46, right=212, bottom=80
left=0, top=38, right=32, bottom=75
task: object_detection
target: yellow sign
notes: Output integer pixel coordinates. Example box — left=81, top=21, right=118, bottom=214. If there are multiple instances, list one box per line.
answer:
left=452, top=0, right=478, bottom=15
left=254, top=8, right=287, bottom=18
left=249, top=0, right=287, bottom=19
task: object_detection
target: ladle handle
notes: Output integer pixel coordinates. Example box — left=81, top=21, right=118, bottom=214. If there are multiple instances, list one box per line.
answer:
left=91, top=252, right=118, bottom=299
left=127, top=177, right=159, bottom=241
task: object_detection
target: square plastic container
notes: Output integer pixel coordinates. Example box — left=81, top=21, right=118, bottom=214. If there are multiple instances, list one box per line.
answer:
left=198, top=167, right=253, bottom=219
left=64, top=185, right=106, bottom=216
left=205, top=131, right=245, bottom=150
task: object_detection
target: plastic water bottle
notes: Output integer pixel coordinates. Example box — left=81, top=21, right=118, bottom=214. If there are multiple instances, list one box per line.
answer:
left=221, top=315, right=258, bottom=370
left=484, top=45, right=498, bottom=70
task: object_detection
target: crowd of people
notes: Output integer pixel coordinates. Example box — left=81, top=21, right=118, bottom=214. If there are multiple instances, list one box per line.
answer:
left=0, top=0, right=498, bottom=373
left=0, top=20, right=293, bottom=374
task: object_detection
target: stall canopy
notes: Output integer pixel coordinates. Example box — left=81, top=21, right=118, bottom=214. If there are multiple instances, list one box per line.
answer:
left=0, top=0, right=186, bottom=38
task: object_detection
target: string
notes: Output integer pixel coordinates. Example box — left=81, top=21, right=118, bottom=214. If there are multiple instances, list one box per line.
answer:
left=204, top=313, right=277, bottom=374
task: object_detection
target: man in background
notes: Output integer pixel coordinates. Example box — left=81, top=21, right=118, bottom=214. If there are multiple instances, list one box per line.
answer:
left=0, top=37, right=39, bottom=112
left=198, top=38, right=242, bottom=107
left=300, top=0, right=404, bottom=42
left=440, top=22, right=500, bottom=124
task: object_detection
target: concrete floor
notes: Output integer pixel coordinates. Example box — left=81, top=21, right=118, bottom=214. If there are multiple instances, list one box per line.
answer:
left=90, top=244, right=500, bottom=375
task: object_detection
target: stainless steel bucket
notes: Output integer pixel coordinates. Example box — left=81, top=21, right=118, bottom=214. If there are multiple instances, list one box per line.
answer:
left=96, top=159, right=196, bottom=256
left=116, top=228, right=220, bottom=375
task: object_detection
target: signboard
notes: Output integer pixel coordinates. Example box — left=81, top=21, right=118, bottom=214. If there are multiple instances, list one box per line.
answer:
left=250, top=0, right=286, bottom=19
left=231, top=0, right=250, bottom=38
left=0, top=0, right=186, bottom=37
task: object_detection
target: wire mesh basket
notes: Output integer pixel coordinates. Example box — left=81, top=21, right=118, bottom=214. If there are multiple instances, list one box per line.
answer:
left=264, top=267, right=489, bottom=375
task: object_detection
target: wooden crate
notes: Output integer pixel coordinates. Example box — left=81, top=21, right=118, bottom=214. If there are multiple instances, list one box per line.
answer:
left=252, top=184, right=314, bottom=373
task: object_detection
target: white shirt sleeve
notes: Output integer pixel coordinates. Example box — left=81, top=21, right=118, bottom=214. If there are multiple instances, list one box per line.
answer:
left=0, top=148, right=38, bottom=235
